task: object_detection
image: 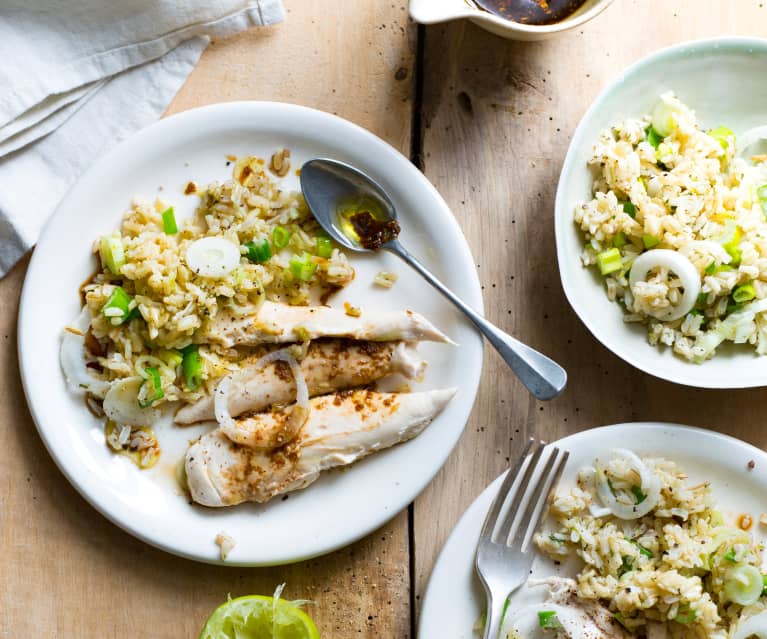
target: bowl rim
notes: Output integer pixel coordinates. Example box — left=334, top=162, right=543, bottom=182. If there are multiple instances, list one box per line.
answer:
left=555, top=36, right=767, bottom=388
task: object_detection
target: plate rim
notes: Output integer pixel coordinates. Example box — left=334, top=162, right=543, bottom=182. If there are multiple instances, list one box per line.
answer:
left=418, top=420, right=767, bottom=637
left=554, top=35, right=767, bottom=389
left=17, top=100, right=485, bottom=565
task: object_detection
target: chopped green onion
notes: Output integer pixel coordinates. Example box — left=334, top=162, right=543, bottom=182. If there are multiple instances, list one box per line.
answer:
left=100, top=286, right=133, bottom=325
left=709, top=126, right=734, bottom=151
left=161, top=206, right=177, bottom=235
left=618, top=555, right=633, bottom=577
left=622, top=201, right=636, bottom=218
left=538, top=611, right=561, bottom=629
left=710, top=510, right=724, bottom=527
left=181, top=344, right=203, bottom=391
left=630, top=484, right=646, bottom=504
left=758, top=184, right=767, bottom=218
left=614, top=612, right=630, bottom=630
left=724, top=547, right=738, bottom=563
left=273, top=225, right=291, bottom=248
left=99, top=236, right=126, bottom=274
left=244, top=239, right=272, bottom=263
left=674, top=604, right=696, bottom=625
left=733, top=282, right=756, bottom=304
left=631, top=540, right=653, bottom=558
left=316, top=236, right=333, bottom=258
left=549, top=533, right=567, bottom=543
left=613, top=232, right=627, bottom=248
left=696, top=292, right=708, bottom=307
left=762, top=574, right=767, bottom=596
left=705, top=261, right=717, bottom=275
left=158, top=349, right=183, bottom=370
left=138, top=367, right=164, bottom=408
left=720, top=221, right=743, bottom=265
left=289, top=252, right=318, bottom=281
left=642, top=234, right=660, bottom=249
left=724, top=564, right=763, bottom=605
left=646, top=125, right=663, bottom=149
left=596, top=248, right=622, bottom=275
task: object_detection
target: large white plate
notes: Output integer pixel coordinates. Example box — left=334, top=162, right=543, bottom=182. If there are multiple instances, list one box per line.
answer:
left=418, top=423, right=767, bottom=638
left=555, top=37, right=767, bottom=388
left=18, top=102, right=483, bottom=566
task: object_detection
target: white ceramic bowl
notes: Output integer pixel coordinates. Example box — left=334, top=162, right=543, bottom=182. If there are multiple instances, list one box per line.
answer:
left=409, top=0, right=614, bottom=41
left=555, top=37, right=767, bottom=388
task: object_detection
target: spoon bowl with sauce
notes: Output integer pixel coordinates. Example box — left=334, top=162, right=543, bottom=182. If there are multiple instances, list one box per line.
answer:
left=301, top=158, right=567, bottom=401
left=409, top=0, right=615, bottom=41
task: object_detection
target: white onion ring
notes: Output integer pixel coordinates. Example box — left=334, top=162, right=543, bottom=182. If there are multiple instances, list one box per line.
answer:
left=629, top=249, right=701, bottom=321
left=214, top=348, right=310, bottom=440
left=594, top=448, right=661, bottom=520
left=737, top=125, right=767, bottom=158
left=103, top=377, right=160, bottom=426
left=733, top=611, right=767, bottom=639
left=185, top=237, right=240, bottom=278
left=60, top=307, right=110, bottom=397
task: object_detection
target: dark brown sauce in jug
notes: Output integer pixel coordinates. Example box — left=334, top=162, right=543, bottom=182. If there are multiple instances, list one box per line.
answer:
left=472, top=0, right=587, bottom=25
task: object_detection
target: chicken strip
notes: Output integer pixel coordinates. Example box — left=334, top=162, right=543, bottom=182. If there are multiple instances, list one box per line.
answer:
left=185, top=388, right=456, bottom=506
left=175, top=339, right=425, bottom=425
left=200, top=300, right=452, bottom=348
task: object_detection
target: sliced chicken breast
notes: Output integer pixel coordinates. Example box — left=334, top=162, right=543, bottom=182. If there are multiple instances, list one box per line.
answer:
left=200, top=300, right=452, bottom=348
left=185, top=388, right=456, bottom=506
left=175, top=339, right=425, bottom=425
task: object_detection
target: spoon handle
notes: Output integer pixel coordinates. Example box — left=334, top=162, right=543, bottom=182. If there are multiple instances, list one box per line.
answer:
left=386, top=241, right=567, bottom=401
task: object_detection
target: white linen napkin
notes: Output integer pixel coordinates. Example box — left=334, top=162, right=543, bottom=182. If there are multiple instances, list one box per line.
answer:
left=0, top=0, right=284, bottom=277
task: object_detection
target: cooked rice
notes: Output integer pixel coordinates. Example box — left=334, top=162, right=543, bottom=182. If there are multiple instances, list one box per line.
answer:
left=575, top=93, right=767, bottom=362
left=534, top=454, right=766, bottom=638
left=81, top=155, right=354, bottom=406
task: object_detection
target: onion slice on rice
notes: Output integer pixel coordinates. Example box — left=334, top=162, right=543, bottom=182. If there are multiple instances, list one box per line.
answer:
left=60, top=307, right=110, bottom=397
left=103, top=377, right=160, bottom=426
left=733, top=611, right=767, bottom=639
left=629, top=249, right=700, bottom=321
left=214, top=348, right=310, bottom=446
left=594, top=448, right=660, bottom=520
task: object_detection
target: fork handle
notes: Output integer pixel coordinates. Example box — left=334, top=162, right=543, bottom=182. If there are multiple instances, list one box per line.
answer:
left=482, top=591, right=508, bottom=639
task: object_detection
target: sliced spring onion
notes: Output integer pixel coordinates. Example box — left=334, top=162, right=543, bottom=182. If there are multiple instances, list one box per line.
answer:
left=629, top=249, right=701, bottom=321
left=181, top=344, right=203, bottom=390
left=157, top=349, right=183, bottom=370
left=757, top=184, right=767, bottom=218
left=537, top=611, right=561, bottom=629
left=614, top=612, right=630, bottom=630
left=630, top=484, right=646, bottom=504
left=724, top=564, right=763, bottom=606
left=244, top=239, right=272, bottom=263
left=316, top=236, right=333, bottom=258
left=724, top=547, right=738, bottom=563
left=596, top=248, right=622, bottom=275
left=618, top=555, right=633, bottom=577
left=161, top=206, right=178, bottom=235
left=289, top=252, right=318, bottom=281
left=101, top=286, right=133, bottom=325
left=646, top=125, right=663, bottom=149
left=642, top=234, right=660, bottom=249
left=185, top=236, right=240, bottom=278
left=273, top=225, right=291, bottom=248
left=594, top=449, right=661, bottom=519
left=705, top=261, right=717, bottom=275
left=709, top=126, right=735, bottom=151
left=651, top=92, right=688, bottom=137
left=100, top=236, right=126, bottom=275
left=613, top=232, right=627, bottom=248
left=631, top=540, right=653, bottom=558
left=103, top=377, right=160, bottom=426
left=138, top=367, right=164, bottom=408
left=674, top=604, right=696, bottom=625
left=762, top=574, right=767, bottom=596
left=733, top=282, right=756, bottom=304
left=622, top=201, right=636, bottom=218
left=720, top=221, right=743, bottom=265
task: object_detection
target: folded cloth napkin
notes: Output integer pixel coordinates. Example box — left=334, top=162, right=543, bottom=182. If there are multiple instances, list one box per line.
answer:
left=0, top=0, right=284, bottom=277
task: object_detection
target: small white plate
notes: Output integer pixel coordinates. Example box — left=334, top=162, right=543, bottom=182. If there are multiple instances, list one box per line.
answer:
left=18, top=102, right=483, bottom=566
left=556, top=37, right=767, bottom=388
left=418, top=423, right=767, bottom=638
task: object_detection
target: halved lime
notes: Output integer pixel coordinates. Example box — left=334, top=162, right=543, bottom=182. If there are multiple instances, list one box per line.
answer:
left=199, top=594, right=320, bottom=639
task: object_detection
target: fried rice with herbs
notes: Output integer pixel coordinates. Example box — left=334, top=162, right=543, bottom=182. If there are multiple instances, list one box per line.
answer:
left=576, top=92, right=767, bottom=363
left=534, top=450, right=767, bottom=638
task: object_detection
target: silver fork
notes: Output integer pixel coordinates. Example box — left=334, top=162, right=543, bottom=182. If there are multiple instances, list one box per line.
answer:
left=476, top=439, right=569, bottom=639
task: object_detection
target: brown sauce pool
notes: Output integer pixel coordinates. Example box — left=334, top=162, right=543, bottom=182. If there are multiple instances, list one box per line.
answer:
left=472, top=0, right=587, bottom=25
left=348, top=210, right=400, bottom=250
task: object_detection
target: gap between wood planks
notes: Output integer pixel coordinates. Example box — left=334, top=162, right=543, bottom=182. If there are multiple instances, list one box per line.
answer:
left=407, top=22, right=427, bottom=639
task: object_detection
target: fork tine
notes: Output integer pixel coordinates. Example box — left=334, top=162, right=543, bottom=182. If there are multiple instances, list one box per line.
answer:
left=514, top=449, right=570, bottom=550
left=494, top=442, right=545, bottom=543
left=478, top=438, right=534, bottom=543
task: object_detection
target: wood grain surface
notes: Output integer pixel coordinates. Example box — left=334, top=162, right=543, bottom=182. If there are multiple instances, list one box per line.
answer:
left=3, top=1, right=767, bottom=637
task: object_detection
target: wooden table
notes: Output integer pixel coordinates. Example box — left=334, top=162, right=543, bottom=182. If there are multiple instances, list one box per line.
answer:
left=3, top=2, right=767, bottom=636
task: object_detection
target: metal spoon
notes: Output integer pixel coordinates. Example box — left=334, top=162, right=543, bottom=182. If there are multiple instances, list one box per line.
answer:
left=300, top=158, right=567, bottom=400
